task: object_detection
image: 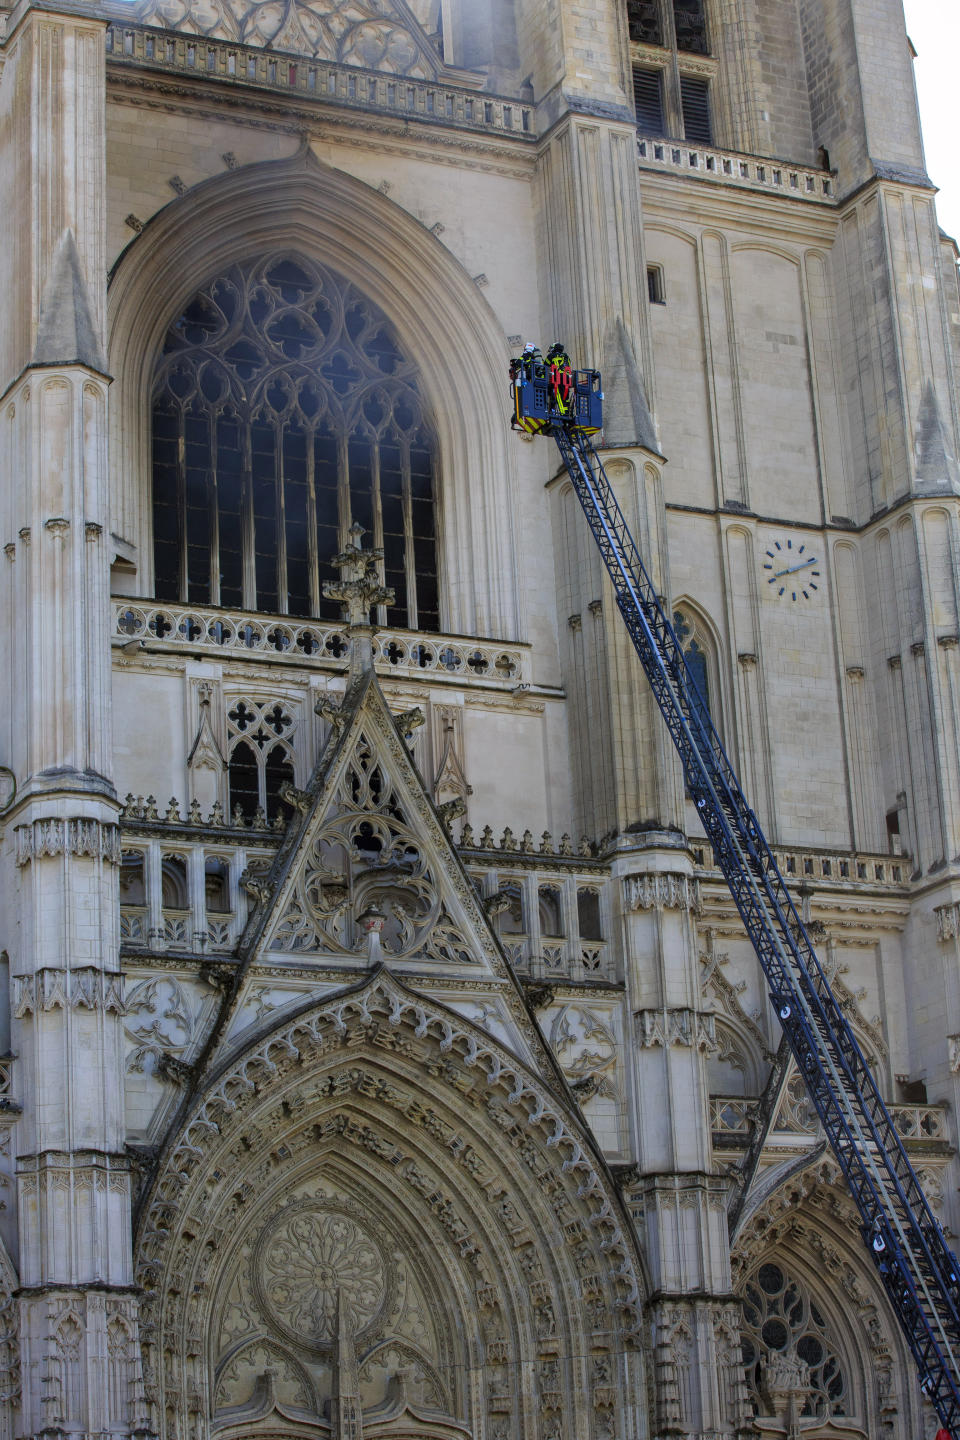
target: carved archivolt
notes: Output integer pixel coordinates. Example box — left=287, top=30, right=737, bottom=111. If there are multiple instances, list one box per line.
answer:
left=135, top=970, right=646, bottom=1440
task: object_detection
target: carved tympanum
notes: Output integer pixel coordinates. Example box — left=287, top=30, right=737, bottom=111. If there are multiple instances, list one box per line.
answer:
left=253, top=1201, right=390, bottom=1349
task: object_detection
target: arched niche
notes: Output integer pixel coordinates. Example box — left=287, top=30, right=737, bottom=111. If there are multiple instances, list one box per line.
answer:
left=135, top=970, right=647, bottom=1440
left=108, top=145, right=522, bottom=642
left=732, top=1158, right=923, bottom=1439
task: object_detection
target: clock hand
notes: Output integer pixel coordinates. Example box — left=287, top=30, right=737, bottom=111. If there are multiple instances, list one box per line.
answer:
left=772, top=557, right=816, bottom=579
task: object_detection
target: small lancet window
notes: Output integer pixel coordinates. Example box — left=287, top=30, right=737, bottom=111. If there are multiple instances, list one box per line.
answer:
left=674, top=609, right=712, bottom=716
left=539, top=885, right=565, bottom=938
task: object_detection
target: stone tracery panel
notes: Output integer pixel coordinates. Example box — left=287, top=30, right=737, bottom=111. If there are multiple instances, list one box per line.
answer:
left=133, top=0, right=444, bottom=74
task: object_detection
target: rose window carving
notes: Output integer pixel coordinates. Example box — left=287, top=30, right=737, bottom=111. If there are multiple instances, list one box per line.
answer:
left=253, top=1202, right=390, bottom=1349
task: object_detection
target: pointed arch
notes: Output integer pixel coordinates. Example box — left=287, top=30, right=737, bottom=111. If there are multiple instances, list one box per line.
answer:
left=134, top=969, right=648, bottom=1440
left=108, top=144, right=523, bottom=640
left=732, top=1156, right=924, bottom=1438
left=672, top=594, right=727, bottom=740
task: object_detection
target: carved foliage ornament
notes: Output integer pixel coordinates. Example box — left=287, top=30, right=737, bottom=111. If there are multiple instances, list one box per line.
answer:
left=13, top=967, right=125, bottom=1016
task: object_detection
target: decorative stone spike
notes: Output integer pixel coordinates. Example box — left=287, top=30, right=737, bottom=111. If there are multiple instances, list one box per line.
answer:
left=122, top=792, right=135, bottom=817
left=501, top=826, right=517, bottom=851
left=521, top=829, right=534, bottom=853
left=231, top=803, right=245, bottom=827
left=272, top=810, right=286, bottom=832
left=480, top=825, right=495, bottom=850
left=460, top=821, right=475, bottom=847
left=579, top=836, right=593, bottom=857
left=252, top=806, right=267, bottom=831
left=540, top=830, right=553, bottom=854
left=188, top=798, right=203, bottom=824
left=559, top=833, right=573, bottom=856
left=165, top=798, right=181, bottom=824
left=208, top=800, right=225, bottom=827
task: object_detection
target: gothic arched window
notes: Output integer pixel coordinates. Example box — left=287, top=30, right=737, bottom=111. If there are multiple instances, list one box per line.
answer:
left=674, top=608, right=713, bottom=716
left=740, top=1262, right=847, bottom=1418
left=152, top=254, right=440, bottom=632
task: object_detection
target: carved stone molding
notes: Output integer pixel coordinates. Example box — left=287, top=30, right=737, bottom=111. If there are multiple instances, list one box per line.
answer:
left=623, top=872, right=700, bottom=914
left=935, top=902, right=960, bottom=941
left=15, top=817, right=121, bottom=867
left=635, top=1007, right=716, bottom=1050
left=949, top=1034, right=960, bottom=1074
left=13, top=967, right=125, bottom=1016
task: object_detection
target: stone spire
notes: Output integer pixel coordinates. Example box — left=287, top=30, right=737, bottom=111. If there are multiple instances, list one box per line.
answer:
left=323, top=522, right=395, bottom=675
left=330, top=1288, right=363, bottom=1440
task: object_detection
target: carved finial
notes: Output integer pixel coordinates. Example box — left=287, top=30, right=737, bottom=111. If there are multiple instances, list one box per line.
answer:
left=252, top=806, right=268, bottom=831
left=144, top=795, right=159, bottom=821
left=208, top=800, right=224, bottom=828
left=122, top=792, right=135, bottom=817
left=241, top=865, right=272, bottom=904
left=578, top=836, right=593, bottom=857
left=272, top=810, right=287, bottom=832
left=501, top=826, right=517, bottom=852
left=279, top=781, right=311, bottom=814
left=559, top=833, right=573, bottom=856
left=231, top=803, right=245, bottom=827
left=323, top=523, right=395, bottom=673
left=188, top=798, right=203, bottom=825
left=460, top=821, right=475, bottom=847
left=484, top=888, right=513, bottom=917
left=521, top=829, right=534, bottom=853
left=480, top=825, right=495, bottom=850
left=539, top=830, right=553, bottom=854
left=394, top=706, right=425, bottom=738
left=315, top=694, right=346, bottom=733
left=165, top=798, right=181, bottom=824
left=438, top=796, right=467, bottom=826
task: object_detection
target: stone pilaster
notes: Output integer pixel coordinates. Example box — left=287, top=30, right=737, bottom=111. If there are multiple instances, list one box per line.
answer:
left=0, top=8, right=146, bottom=1436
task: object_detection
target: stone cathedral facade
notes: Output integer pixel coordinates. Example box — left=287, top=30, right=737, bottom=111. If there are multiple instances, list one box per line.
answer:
left=0, top=0, right=959, bottom=1435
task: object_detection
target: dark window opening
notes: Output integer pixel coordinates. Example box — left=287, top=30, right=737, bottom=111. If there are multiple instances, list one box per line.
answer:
left=496, top=883, right=525, bottom=936
left=265, top=743, right=295, bottom=821
left=626, top=0, right=663, bottom=45
left=152, top=253, right=441, bottom=631
left=647, top=265, right=666, bottom=305
left=679, top=74, right=712, bottom=143
left=577, top=889, right=603, bottom=941
left=886, top=807, right=903, bottom=855
left=673, top=0, right=708, bottom=54
left=204, top=856, right=230, bottom=911
left=538, top=886, right=564, bottom=938
left=632, top=66, right=665, bottom=134
left=229, top=740, right=260, bottom=820
left=119, top=852, right=146, bottom=906
left=161, top=854, right=189, bottom=909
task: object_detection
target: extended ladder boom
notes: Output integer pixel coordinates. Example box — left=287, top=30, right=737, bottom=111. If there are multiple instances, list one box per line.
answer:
left=549, top=421, right=960, bottom=1431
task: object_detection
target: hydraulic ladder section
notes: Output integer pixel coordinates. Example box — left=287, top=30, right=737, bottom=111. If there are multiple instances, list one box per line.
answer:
left=551, top=421, right=960, bottom=1433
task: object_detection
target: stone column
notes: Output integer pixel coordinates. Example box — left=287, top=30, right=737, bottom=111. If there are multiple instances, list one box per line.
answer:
left=613, top=840, right=741, bottom=1439
left=0, top=6, right=146, bottom=1435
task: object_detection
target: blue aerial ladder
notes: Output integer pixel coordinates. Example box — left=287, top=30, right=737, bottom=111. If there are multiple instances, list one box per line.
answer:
left=510, top=352, right=960, bottom=1434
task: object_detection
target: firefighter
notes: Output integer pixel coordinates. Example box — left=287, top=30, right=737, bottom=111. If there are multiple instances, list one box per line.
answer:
left=510, top=342, right=548, bottom=433
left=545, top=340, right=573, bottom=417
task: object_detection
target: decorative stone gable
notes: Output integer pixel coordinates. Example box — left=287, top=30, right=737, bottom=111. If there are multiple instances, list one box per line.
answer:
left=132, top=0, right=445, bottom=75
left=245, top=668, right=508, bottom=978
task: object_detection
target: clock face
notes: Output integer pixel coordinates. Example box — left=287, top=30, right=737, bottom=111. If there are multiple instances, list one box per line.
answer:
left=762, top=539, right=820, bottom=601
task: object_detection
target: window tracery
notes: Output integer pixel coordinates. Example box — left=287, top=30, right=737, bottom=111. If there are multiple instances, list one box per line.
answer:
left=740, top=1262, right=847, bottom=1419
left=152, top=253, right=439, bottom=632
left=226, top=697, right=296, bottom=822
left=673, top=608, right=715, bottom=719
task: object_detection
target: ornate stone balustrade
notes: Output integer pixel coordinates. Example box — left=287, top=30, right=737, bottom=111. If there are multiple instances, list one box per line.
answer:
left=710, top=1092, right=950, bottom=1151
left=113, top=601, right=528, bottom=687
left=0, top=1058, right=15, bottom=1105
left=690, top=840, right=908, bottom=889
left=638, top=136, right=834, bottom=203
left=105, top=24, right=535, bottom=141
